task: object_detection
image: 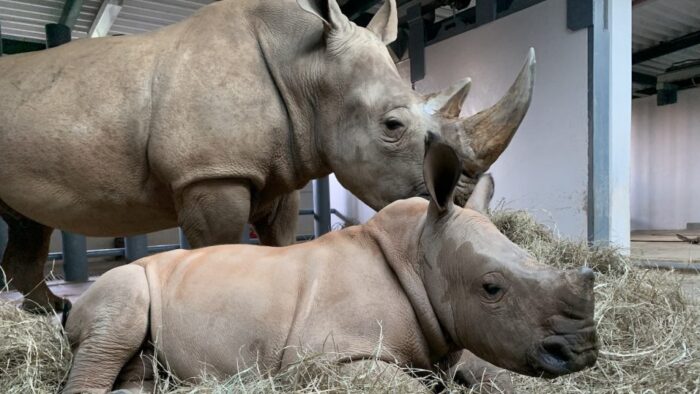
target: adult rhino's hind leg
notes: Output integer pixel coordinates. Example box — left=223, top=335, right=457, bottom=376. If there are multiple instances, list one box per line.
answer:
left=0, top=209, right=64, bottom=313
left=64, top=264, right=150, bottom=394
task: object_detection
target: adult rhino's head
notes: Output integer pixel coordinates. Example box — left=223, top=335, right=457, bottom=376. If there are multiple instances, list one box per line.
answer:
left=418, top=139, right=598, bottom=378
left=297, top=0, right=535, bottom=209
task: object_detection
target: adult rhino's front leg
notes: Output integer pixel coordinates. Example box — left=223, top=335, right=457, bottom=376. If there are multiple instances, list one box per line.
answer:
left=176, top=179, right=251, bottom=247
left=252, top=191, right=300, bottom=246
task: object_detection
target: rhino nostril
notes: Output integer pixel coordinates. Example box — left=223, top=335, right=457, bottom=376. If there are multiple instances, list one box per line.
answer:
left=543, top=340, right=571, bottom=363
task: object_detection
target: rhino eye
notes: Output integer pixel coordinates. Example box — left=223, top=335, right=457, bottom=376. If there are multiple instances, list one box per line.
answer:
left=479, top=272, right=507, bottom=302
left=483, top=283, right=502, bottom=296
left=384, top=118, right=405, bottom=131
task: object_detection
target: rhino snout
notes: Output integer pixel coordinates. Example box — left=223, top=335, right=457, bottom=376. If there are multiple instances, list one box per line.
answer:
left=526, top=325, right=598, bottom=379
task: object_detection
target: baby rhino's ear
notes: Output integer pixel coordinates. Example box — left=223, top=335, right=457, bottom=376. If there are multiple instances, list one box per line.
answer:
left=423, top=132, right=461, bottom=214
left=465, top=174, right=494, bottom=215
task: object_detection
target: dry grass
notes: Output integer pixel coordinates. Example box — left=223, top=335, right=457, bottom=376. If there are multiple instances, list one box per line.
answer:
left=1, top=209, right=699, bottom=393
left=491, top=209, right=700, bottom=393
left=0, top=295, right=71, bottom=394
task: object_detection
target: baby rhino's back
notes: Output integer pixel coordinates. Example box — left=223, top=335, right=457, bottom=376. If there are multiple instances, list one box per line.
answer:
left=139, top=245, right=306, bottom=377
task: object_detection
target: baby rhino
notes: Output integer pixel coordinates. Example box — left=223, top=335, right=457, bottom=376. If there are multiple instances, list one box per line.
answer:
left=64, top=139, right=598, bottom=393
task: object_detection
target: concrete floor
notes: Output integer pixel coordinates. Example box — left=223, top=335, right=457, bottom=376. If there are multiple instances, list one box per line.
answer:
left=631, top=229, right=700, bottom=271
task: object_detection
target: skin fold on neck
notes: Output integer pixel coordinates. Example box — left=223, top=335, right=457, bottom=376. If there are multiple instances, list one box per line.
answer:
left=251, top=3, right=332, bottom=191
left=364, top=200, right=457, bottom=364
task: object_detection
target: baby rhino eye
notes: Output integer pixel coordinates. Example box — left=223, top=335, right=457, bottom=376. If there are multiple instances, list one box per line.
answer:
left=483, top=283, right=502, bottom=296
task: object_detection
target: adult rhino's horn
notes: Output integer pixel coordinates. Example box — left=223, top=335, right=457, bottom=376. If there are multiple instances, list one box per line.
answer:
left=460, top=48, right=535, bottom=175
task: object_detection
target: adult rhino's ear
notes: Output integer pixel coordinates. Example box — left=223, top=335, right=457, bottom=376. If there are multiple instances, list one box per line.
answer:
left=465, top=174, right=495, bottom=215
left=424, top=78, right=472, bottom=118
left=423, top=132, right=462, bottom=214
left=297, top=0, right=351, bottom=33
left=366, top=0, right=398, bottom=44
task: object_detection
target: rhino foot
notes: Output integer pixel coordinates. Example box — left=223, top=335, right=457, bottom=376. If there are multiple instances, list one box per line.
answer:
left=21, top=292, right=70, bottom=315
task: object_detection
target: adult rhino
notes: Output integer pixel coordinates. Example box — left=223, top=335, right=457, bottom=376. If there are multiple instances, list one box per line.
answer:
left=63, top=140, right=597, bottom=393
left=0, top=0, right=534, bottom=311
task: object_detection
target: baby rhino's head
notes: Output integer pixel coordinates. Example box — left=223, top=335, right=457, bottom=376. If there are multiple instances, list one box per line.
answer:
left=418, top=138, right=598, bottom=378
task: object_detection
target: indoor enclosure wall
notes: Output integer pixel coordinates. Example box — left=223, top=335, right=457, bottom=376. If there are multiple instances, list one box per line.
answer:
left=631, top=88, right=700, bottom=231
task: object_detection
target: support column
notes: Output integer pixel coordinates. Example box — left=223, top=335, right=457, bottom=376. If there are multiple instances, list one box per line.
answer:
left=45, top=13, right=93, bottom=278
left=45, top=23, right=71, bottom=48
left=62, top=232, right=88, bottom=282
left=313, top=177, right=332, bottom=238
left=407, top=3, right=425, bottom=84
left=476, top=0, right=497, bottom=25
left=178, top=228, right=190, bottom=249
left=0, top=219, right=7, bottom=258
left=125, top=235, right=148, bottom=262
left=241, top=223, right=252, bottom=244
left=588, top=0, right=631, bottom=251
left=0, top=218, right=7, bottom=287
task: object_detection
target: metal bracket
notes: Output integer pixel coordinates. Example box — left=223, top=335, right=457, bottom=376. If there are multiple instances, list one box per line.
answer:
left=45, top=23, right=72, bottom=48
left=656, top=83, right=678, bottom=106
left=567, top=0, right=593, bottom=31
left=407, top=3, right=426, bottom=84
left=476, top=0, right=497, bottom=25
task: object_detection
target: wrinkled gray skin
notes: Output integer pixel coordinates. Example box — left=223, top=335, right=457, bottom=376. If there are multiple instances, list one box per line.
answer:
left=64, top=141, right=597, bottom=394
left=0, top=0, right=534, bottom=312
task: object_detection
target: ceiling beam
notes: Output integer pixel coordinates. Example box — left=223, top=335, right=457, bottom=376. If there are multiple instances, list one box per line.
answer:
left=58, top=0, right=86, bottom=29
left=89, top=0, right=124, bottom=38
left=632, top=0, right=661, bottom=8
left=1, top=37, right=46, bottom=55
left=633, top=30, right=700, bottom=64
left=342, top=0, right=382, bottom=21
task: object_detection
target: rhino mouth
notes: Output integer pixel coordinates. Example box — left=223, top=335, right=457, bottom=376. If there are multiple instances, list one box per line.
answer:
left=527, top=332, right=599, bottom=379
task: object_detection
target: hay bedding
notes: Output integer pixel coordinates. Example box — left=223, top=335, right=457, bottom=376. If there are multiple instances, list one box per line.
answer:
left=1, top=210, right=698, bottom=393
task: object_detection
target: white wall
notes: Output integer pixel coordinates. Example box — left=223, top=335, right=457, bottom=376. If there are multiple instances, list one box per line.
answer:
left=331, top=0, right=590, bottom=239
left=631, top=88, right=700, bottom=230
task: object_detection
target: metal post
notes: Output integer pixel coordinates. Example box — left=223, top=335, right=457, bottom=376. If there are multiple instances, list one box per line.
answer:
left=476, top=0, right=497, bottom=25
left=45, top=23, right=71, bottom=48
left=241, top=223, right=252, bottom=244
left=313, top=177, right=332, bottom=238
left=45, top=17, right=89, bottom=281
left=62, top=232, right=88, bottom=282
left=0, top=218, right=7, bottom=287
left=125, top=235, right=148, bottom=262
left=407, top=3, right=425, bottom=84
left=178, top=228, right=190, bottom=249
left=588, top=0, right=631, bottom=251
left=0, top=21, right=4, bottom=56
left=0, top=218, right=7, bottom=258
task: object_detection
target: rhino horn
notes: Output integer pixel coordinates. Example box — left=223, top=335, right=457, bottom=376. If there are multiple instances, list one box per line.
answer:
left=366, top=0, right=398, bottom=44
left=457, top=48, right=535, bottom=176
left=424, top=77, right=472, bottom=119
